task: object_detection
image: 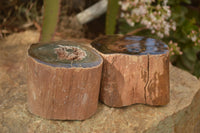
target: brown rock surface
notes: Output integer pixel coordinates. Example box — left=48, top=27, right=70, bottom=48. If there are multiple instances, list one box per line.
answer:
left=0, top=31, right=200, bottom=133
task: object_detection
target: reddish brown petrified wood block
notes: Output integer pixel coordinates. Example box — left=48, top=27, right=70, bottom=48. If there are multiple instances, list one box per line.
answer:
left=91, top=35, right=169, bottom=107
left=27, top=41, right=103, bottom=120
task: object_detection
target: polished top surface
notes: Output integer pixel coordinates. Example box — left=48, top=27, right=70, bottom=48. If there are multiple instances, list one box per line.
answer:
left=91, top=35, right=169, bottom=55
left=28, top=41, right=102, bottom=68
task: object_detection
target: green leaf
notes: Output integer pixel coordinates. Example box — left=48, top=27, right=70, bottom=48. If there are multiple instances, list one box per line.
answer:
left=183, top=47, right=197, bottom=62
left=182, top=0, right=191, bottom=4
left=193, top=61, right=200, bottom=78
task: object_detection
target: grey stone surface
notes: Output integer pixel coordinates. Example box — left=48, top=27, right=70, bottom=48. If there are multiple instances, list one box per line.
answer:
left=0, top=31, right=200, bottom=133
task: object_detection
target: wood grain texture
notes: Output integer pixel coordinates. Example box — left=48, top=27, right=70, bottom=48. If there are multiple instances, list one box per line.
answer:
left=91, top=35, right=170, bottom=107
left=146, top=53, right=170, bottom=105
left=100, top=54, right=147, bottom=107
left=27, top=42, right=103, bottom=120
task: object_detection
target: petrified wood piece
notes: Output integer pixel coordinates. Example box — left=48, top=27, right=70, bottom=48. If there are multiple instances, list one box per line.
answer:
left=91, top=35, right=169, bottom=107
left=27, top=41, right=103, bottom=120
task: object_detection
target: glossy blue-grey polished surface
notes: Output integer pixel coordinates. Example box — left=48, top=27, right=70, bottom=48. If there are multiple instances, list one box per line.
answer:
left=91, top=35, right=169, bottom=55
left=28, top=41, right=102, bottom=68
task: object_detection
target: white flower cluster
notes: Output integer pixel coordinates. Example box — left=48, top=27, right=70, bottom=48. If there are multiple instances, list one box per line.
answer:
left=119, top=0, right=176, bottom=38
left=188, top=29, right=200, bottom=46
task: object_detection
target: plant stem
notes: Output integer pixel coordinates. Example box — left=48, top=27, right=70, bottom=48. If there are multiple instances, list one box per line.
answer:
left=40, top=0, right=60, bottom=42
left=126, top=27, right=148, bottom=35
left=105, top=0, right=119, bottom=35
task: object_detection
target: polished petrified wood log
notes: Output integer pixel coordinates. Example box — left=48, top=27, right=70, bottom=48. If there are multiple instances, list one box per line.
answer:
left=27, top=41, right=103, bottom=120
left=91, top=35, right=169, bottom=107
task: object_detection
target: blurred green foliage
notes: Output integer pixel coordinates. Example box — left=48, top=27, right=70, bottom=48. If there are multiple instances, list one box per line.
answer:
left=168, top=0, right=200, bottom=78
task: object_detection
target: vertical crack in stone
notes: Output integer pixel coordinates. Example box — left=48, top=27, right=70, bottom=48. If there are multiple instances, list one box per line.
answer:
left=144, top=54, right=149, bottom=104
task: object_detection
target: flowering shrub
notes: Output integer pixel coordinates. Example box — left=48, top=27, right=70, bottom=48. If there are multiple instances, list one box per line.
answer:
left=119, top=0, right=176, bottom=38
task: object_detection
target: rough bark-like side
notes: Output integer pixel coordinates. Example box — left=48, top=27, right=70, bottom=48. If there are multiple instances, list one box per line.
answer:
left=145, top=52, right=170, bottom=105
left=27, top=56, right=102, bottom=120
left=100, top=54, right=148, bottom=107
left=99, top=52, right=169, bottom=107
